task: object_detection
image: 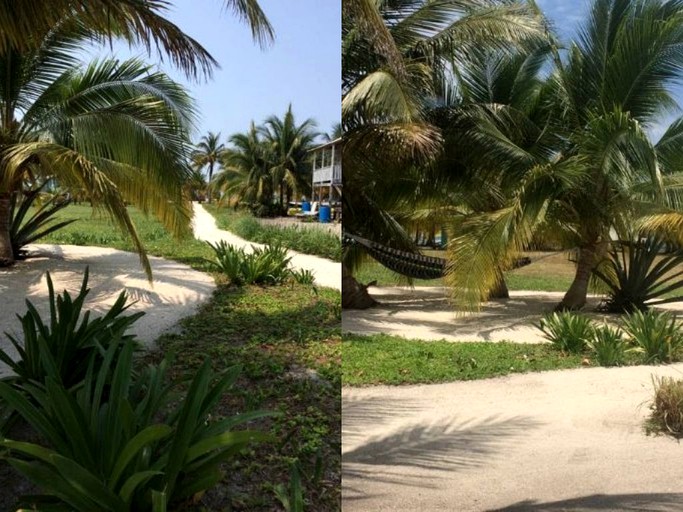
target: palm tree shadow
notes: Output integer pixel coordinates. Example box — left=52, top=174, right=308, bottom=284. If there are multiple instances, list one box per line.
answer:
left=490, top=493, right=683, bottom=511
left=343, top=407, right=541, bottom=502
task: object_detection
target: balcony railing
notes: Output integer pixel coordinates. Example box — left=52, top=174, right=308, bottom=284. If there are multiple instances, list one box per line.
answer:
left=313, top=163, right=342, bottom=185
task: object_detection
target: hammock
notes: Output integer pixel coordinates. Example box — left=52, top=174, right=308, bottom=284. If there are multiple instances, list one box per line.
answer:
left=344, top=233, right=446, bottom=280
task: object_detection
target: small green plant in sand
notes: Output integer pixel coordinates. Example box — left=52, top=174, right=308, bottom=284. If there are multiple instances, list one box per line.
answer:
left=587, top=324, right=627, bottom=367
left=621, top=310, right=683, bottom=364
left=536, top=312, right=594, bottom=354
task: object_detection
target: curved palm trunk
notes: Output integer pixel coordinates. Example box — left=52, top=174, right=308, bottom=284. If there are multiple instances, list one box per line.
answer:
left=486, top=270, right=509, bottom=300
left=556, top=242, right=604, bottom=311
left=0, top=192, right=14, bottom=266
left=342, top=263, right=377, bottom=309
left=207, top=162, right=215, bottom=203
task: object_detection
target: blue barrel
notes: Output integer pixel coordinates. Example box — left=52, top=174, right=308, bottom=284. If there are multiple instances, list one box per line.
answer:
left=319, top=205, right=331, bottom=223
left=302, top=201, right=311, bottom=212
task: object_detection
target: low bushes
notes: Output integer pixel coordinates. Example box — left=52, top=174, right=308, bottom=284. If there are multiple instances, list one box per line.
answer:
left=536, top=310, right=683, bottom=366
left=0, top=271, right=270, bottom=511
left=647, top=376, right=683, bottom=437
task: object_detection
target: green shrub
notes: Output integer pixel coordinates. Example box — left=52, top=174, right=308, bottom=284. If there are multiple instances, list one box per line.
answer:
left=0, top=340, right=273, bottom=511
left=592, top=238, right=683, bottom=313
left=232, top=216, right=262, bottom=240
left=647, top=376, right=683, bottom=437
left=0, top=268, right=141, bottom=390
left=9, top=184, right=75, bottom=258
left=536, top=312, right=594, bottom=353
left=290, top=268, right=316, bottom=286
left=621, top=310, right=683, bottom=364
left=207, top=241, right=292, bottom=285
left=588, top=324, right=626, bottom=367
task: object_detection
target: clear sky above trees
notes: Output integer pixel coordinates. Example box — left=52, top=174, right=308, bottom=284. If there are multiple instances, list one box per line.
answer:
left=83, top=0, right=341, bottom=140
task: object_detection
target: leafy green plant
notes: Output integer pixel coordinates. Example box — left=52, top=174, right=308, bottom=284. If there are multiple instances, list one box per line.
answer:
left=207, top=241, right=292, bottom=285
left=274, top=461, right=305, bottom=512
left=621, top=310, right=683, bottom=364
left=290, top=268, right=316, bottom=286
left=0, top=268, right=141, bottom=389
left=536, top=312, right=594, bottom=353
left=592, top=238, right=683, bottom=313
left=646, top=376, right=683, bottom=437
left=0, top=340, right=274, bottom=511
left=9, top=183, right=75, bottom=259
left=588, top=324, right=626, bottom=367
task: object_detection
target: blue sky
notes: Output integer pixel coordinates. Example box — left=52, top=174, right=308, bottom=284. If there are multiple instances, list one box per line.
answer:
left=87, top=0, right=340, bottom=143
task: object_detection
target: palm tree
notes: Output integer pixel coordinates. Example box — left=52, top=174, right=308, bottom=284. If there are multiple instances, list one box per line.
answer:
left=341, top=0, right=546, bottom=308
left=261, top=105, right=318, bottom=212
left=0, top=1, right=273, bottom=77
left=213, top=122, right=273, bottom=209
left=0, top=25, right=196, bottom=274
left=323, top=123, right=342, bottom=142
left=192, top=132, right=226, bottom=202
left=446, top=0, right=683, bottom=310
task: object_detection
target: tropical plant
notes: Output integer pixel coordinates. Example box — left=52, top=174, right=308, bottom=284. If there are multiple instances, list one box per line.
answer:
left=588, top=324, right=626, bottom=367
left=341, top=0, right=546, bottom=308
left=261, top=104, right=318, bottom=209
left=0, top=0, right=273, bottom=271
left=447, top=0, right=683, bottom=310
left=622, top=310, right=683, bottom=364
left=290, top=268, right=316, bottom=286
left=274, top=462, right=305, bottom=512
left=647, top=376, right=683, bottom=437
left=592, top=238, right=683, bottom=313
left=536, top=312, right=593, bottom=354
left=9, top=183, right=76, bottom=259
left=192, top=132, right=226, bottom=202
left=0, top=269, right=141, bottom=390
left=0, top=340, right=273, bottom=511
left=207, top=241, right=292, bottom=285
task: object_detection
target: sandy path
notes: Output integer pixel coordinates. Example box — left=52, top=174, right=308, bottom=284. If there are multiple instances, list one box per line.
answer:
left=192, top=203, right=340, bottom=290
left=343, top=363, right=683, bottom=511
left=0, top=245, right=215, bottom=375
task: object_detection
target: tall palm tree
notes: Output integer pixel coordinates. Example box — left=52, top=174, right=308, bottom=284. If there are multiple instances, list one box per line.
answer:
left=212, top=122, right=273, bottom=208
left=341, top=0, right=546, bottom=308
left=446, top=0, right=683, bottom=310
left=192, top=132, right=226, bottom=202
left=0, top=25, right=196, bottom=274
left=323, top=123, right=342, bottom=142
left=261, top=105, right=318, bottom=211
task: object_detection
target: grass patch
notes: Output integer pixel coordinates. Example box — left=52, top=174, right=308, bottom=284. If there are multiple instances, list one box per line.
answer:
left=647, top=376, right=683, bottom=438
left=205, top=205, right=341, bottom=262
left=149, top=284, right=341, bottom=511
left=36, top=204, right=215, bottom=272
left=343, top=333, right=587, bottom=386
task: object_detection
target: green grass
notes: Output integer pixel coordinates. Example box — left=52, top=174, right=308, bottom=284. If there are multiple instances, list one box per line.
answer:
left=150, top=284, right=341, bottom=511
left=205, top=205, right=342, bottom=261
left=343, top=333, right=587, bottom=385
left=36, top=204, right=215, bottom=272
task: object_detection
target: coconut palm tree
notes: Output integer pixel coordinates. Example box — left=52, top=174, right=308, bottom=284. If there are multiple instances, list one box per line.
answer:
left=0, top=25, right=196, bottom=274
left=213, top=122, right=273, bottom=210
left=261, top=105, right=318, bottom=212
left=323, top=123, right=342, bottom=142
left=192, top=132, right=226, bottom=202
left=341, top=0, right=546, bottom=308
left=0, top=0, right=273, bottom=76
left=446, top=0, right=683, bottom=310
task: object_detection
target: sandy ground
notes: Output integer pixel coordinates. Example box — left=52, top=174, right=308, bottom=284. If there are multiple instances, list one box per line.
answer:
left=343, top=286, right=683, bottom=510
left=342, top=287, right=607, bottom=343
left=0, top=244, right=215, bottom=376
left=343, top=363, right=683, bottom=511
left=193, top=203, right=340, bottom=290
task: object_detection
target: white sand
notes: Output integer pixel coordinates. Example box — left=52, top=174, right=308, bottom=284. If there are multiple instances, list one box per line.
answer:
left=0, top=244, right=215, bottom=376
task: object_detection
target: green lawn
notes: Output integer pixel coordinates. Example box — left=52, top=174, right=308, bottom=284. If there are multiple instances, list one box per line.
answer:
left=10, top=204, right=342, bottom=511
left=205, top=205, right=342, bottom=261
left=343, top=334, right=587, bottom=386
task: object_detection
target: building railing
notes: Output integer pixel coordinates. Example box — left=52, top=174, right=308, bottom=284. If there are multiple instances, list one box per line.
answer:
left=313, top=163, right=342, bottom=185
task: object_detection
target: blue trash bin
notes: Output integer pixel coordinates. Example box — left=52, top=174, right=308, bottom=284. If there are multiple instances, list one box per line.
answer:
left=302, top=201, right=311, bottom=212
left=319, top=205, right=331, bottom=223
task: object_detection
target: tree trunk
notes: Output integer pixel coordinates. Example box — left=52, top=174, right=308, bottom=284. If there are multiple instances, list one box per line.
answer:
left=486, top=271, right=509, bottom=300
left=556, top=243, right=601, bottom=311
left=0, top=192, right=14, bottom=267
left=342, top=263, right=377, bottom=309
left=207, top=162, right=214, bottom=203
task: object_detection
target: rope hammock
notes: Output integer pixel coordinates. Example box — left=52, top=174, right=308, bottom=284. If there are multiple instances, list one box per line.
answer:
left=344, top=233, right=446, bottom=280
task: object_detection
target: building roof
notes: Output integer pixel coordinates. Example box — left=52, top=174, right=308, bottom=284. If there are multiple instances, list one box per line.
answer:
left=308, top=137, right=342, bottom=152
